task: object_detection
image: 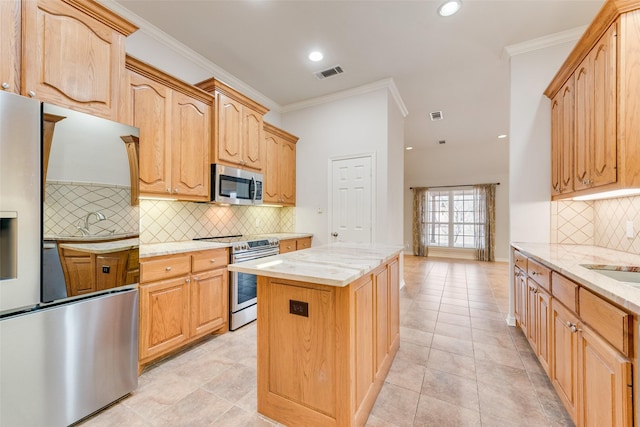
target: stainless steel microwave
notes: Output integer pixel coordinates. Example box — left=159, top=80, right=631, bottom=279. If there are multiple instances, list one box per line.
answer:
left=211, top=164, right=263, bottom=205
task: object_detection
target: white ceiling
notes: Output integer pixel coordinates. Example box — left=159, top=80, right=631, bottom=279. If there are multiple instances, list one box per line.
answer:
left=113, top=0, right=604, bottom=150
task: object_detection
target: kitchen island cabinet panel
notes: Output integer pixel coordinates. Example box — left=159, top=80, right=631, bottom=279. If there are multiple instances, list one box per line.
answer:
left=253, top=250, right=401, bottom=427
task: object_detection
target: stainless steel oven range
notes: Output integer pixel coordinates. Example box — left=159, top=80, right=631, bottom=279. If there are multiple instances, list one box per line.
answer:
left=194, top=235, right=279, bottom=330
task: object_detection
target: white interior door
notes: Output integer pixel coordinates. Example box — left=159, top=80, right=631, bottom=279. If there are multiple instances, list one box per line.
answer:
left=330, top=155, right=373, bottom=243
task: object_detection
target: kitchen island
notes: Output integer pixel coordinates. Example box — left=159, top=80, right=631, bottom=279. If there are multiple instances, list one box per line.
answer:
left=228, top=243, right=402, bottom=427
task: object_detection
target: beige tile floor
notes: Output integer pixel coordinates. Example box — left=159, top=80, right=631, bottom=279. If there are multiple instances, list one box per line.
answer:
left=79, top=255, right=573, bottom=427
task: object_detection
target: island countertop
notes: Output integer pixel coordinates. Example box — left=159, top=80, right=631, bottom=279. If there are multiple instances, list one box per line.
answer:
left=227, top=242, right=403, bottom=287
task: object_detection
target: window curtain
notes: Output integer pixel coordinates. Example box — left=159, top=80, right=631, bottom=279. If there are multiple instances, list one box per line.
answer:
left=473, top=184, right=496, bottom=262
left=412, top=187, right=429, bottom=256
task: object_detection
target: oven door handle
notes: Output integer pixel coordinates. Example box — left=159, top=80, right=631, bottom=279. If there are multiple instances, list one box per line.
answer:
left=232, top=250, right=279, bottom=263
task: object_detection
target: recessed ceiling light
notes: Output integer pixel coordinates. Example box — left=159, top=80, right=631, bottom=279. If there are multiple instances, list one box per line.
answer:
left=498, top=134, right=508, bottom=139
left=405, top=146, right=413, bottom=150
left=308, top=51, right=323, bottom=62
left=438, top=0, right=462, bottom=17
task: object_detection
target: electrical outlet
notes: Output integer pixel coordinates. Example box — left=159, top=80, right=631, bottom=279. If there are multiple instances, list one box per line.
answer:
left=255, top=217, right=260, bottom=227
left=627, top=220, right=634, bottom=239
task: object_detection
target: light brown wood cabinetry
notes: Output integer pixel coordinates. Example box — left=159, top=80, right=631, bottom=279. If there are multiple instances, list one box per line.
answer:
left=257, top=255, right=400, bottom=427
left=512, top=247, right=636, bottom=427
left=58, top=243, right=137, bottom=297
left=139, top=248, right=229, bottom=372
left=551, top=76, right=574, bottom=196
left=21, top=0, right=136, bottom=120
left=279, top=236, right=312, bottom=254
left=0, top=0, right=21, bottom=93
left=196, top=78, right=269, bottom=171
left=126, top=56, right=212, bottom=201
left=264, top=122, right=298, bottom=206
left=546, top=5, right=640, bottom=199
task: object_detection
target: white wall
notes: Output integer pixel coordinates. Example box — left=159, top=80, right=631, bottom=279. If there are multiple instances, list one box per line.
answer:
left=403, top=142, right=510, bottom=261
left=509, top=41, right=575, bottom=244
left=282, top=88, right=402, bottom=246
left=386, top=95, right=405, bottom=246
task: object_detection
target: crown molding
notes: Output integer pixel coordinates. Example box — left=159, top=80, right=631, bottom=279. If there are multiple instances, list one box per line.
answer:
left=503, top=25, right=587, bottom=58
left=282, top=78, right=409, bottom=117
left=96, top=0, right=281, bottom=113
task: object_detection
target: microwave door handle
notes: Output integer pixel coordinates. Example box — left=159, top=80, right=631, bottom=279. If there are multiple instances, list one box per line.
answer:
left=251, top=176, right=257, bottom=203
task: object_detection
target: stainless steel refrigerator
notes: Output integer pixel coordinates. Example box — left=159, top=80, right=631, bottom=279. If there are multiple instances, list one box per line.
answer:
left=0, top=90, right=139, bottom=426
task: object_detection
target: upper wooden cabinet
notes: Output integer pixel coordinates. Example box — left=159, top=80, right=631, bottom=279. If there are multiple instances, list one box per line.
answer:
left=196, top=78, right=269, bottom=171
left=264, top=122, right=298, bottom=206
left=0, top=0, right=21, bottom=93
left=551, top=76, right=574, bottom=197
left=125, top=56, right=212, bottom=201
left=546, top=4, right=640, bottom=199
left=20, top=0, right=137, bottom=120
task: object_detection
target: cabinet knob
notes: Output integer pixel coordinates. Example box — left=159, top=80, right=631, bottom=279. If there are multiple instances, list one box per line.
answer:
left=566, top=321, right=572, bottom=328
left=174, top=188, right=179, bottom=193
left=193, top=276, right=199, bottom=281
left=28, top=90, right=36, bottom=98
left=570, top=324, right=581, bottom=333
left=166, top=266, right=172, bottom=271
left=1, top=82, right=9, bottom=90
left=186, top=278, right=190, bottom=283
left=167, top=188, right=171, bottom=193
left=210, top=259, right=216, bottom=263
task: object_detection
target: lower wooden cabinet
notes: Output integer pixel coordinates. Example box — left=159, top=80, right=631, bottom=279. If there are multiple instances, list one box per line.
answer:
left=513, top=247, right=636, bottom=427
left=139, top=248, right=229, bottom=372
left=279, top=236, right=312, bottom=254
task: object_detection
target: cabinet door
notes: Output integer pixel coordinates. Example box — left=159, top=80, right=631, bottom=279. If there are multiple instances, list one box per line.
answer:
left=263, top=131, right=281, bottom=203
left=216, top=93, right=243, bottom=166
left=280, top=140, right=296, bottom=205
left=171, top=91, right=210, bottom=200
left=95, top=250, right=129, bottom=291
left=550, top=300, right=579, bottom=423
left=551, top=77, right=574, bottom=196
left=575, top=61, right=591, bottom=191
left=590, top=25, right=617, bottom=189
left=514, top=267, right=527, bottom=335
left=190, top=268, right=228, bottom=337
left=139, top=276, right=190, bottom=360
left=526, top=280, right=538, bottom=350
left=127, top=70, right=172, bottom=196
left=22, top=0, right=125, bottom=120
left=536, top=287, right=551, bottom=375
left=0, top=0, right=20, bottom=93
left=63, top=254, right=95, bottom=297
left=579, top=324, right=632, bottom=427
left=242, top=107, right=264, bottom=170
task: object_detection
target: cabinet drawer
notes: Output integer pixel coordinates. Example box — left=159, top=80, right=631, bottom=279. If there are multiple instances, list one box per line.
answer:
left=551, top=272, right=578, bottom=313
left=140, top=254, right=191, bottom=283
left=528, top=259, right=551, bottom=292
left=513, top=250, right=527, bottom=271
left=296, top=237, right=312, bottom=250
left=579, top=288, right=632, bottom=356
left=192, top=248, right=228, bottom=272
left=280, top=239, right=297, bottom=254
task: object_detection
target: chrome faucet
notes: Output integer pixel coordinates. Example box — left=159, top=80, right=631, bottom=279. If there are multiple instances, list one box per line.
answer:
left=76, top=212, right=106, bottom=236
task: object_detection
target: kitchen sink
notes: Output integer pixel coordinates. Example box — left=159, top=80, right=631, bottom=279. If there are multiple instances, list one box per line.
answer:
left=580, top=264, right=640, bottom=284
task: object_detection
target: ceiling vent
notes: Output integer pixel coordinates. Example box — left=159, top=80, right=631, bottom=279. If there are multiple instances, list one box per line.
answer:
left=438, top=140, right=446, bottom=145
left=314, top=65, right=344, bottom=80
left=430, top=111, right=443, bottom=121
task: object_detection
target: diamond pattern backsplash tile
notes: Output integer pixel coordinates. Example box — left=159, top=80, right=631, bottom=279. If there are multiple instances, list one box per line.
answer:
left=594, top=196, right=640, bottom=254
left=553, top=200, right=595, bottom=245
left=140, top=200, right=296, bottom=244
left=44, top=181, right=138, bottom=236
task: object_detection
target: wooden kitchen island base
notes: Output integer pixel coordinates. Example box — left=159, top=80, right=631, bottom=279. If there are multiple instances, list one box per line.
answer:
left=257, top=255, right=400, bottom=427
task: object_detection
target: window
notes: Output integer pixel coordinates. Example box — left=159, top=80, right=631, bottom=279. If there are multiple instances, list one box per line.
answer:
left=425, top=189, right=480, bottom=249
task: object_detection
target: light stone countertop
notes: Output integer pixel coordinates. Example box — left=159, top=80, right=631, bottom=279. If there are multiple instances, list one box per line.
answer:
left=44, top=232, right=138, bottom=242
left=59, top=238, right=139, bottom=254
left=140, top=241, right=231, bottom=258
left=512, top=243, right=640, bottom=314
left=227, top=242, right=403, bottom=287
left=257, top=233, right=313, bottom=240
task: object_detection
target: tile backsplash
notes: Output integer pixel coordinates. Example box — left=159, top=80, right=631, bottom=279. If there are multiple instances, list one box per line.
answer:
left=44, top=181, right=138, bottom=236
left=140, top=200, right=295, bottom=244
left=552, top=195, right=640, bottom=255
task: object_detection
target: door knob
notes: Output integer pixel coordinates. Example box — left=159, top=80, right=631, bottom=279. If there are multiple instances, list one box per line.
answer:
left=331, top=232, right=338, bottom=237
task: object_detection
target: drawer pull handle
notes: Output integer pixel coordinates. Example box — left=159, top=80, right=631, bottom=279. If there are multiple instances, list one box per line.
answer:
left=210, top=259, right=216, bottom=263
left=193, top=277, right=199, bottom=281
left=166, top=266, right=172, bottom=271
